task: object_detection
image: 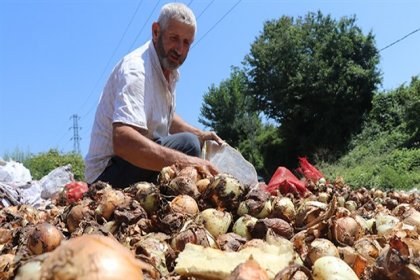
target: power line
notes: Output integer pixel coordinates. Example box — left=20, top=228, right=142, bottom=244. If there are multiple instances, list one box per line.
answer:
left=192, top=0, right=242, bottom=49
left=79, top=0, right=145, bottom=119
left=196, top=0, right=216, bottom=20
left=380, top=27, right=420, bottom=52
left=128, top=0, right=162, bottom=52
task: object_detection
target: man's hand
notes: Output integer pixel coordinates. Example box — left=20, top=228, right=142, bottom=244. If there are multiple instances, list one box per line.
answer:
left=198, top=131, right=224, bottom=147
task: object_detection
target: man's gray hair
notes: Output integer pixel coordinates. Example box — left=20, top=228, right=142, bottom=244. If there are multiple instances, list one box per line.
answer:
left=157, top=3, right=197, bottom=32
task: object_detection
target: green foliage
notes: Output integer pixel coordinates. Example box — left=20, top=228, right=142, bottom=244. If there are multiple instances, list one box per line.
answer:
left=24, top=149, right=85, bottom=181
left=321, top=77, right=420, bottom=190
left=245, top=11, right=381, bottom=165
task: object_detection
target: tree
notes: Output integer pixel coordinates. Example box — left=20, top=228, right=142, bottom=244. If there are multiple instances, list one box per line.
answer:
left=24, top=149, right=85, bottom=180
left=199, top=68, right=278, bottom=178
left=244, top=11, right=381, bottom=165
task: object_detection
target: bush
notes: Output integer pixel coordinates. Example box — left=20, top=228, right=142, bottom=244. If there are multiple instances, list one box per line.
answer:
left=24, top=149, right=85, bottom=181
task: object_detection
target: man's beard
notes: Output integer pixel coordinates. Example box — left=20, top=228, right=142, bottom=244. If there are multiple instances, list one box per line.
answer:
left=155, top=34, right=186, bottom=71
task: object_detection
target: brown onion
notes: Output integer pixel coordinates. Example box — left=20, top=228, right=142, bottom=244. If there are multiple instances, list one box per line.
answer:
left=178, top=166, right=200, bottom=182
left=66, top=204, right=88, bottom=233
left=95, top=187, right=127, bottom=220
left=40, top=234, right=144, bottom=280
left=169, top=195, right=199, bottom=216
left=168, top=176, right=200, bottom=198
left=27, top=223, right=63, bottom=255
left=228, top=259, right=269, bottom=280
left=332, top=217, right=362, bottom=246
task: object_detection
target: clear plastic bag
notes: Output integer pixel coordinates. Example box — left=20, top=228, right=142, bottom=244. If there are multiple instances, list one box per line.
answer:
left=201, top=140, right=258, bottom=187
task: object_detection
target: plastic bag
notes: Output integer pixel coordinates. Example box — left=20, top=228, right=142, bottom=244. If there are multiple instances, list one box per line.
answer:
left=201, top=140, right=258, bottom=187
left=0, top=159, right=32, bottom=184
left=265, top=167, right=308, bottom=196
left=40, top=164, right=74, bottom=199
left=295, top=157, right=325, bottom=183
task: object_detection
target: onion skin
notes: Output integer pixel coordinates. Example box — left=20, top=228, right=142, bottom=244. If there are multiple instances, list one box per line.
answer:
left=40, top=234, right=144, bottom=280
left=227, top=259, right=269, bottom=280
left=66, top=205, right=87, bottom=233
left=27, top=223, right=63, bottom=255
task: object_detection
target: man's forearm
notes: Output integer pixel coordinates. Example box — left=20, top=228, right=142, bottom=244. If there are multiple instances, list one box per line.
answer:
left=170, top=114, right=202, bottom=136
left=113, top=123, right=200, bottom=171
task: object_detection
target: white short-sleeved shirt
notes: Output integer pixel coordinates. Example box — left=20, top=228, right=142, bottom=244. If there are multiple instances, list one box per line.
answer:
left=84, top=40, right=179, bottom=183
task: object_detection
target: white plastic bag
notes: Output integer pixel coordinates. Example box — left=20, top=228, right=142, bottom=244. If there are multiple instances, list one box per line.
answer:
left=201, top=140, right=258, bottom=187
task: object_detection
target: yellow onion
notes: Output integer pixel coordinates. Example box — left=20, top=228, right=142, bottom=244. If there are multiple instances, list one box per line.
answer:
left=318, top=192, right=330, bottom=203
left=178, top=166, right=200, bottom=182
left=95, top=187, right=127, bottom=220
left=169, top=195, right=199, bottom=216
left=312, top=256, right=358, bottom=280
left=207, top=173, right=245, bottom=211
left=392, top=203, right=420, bottom=232
left=332, top=217, right=362, bottom=246
left=27, top=223, right=63, bottom=255
left=307, top=238, right=339, bottom=266
left=66, top=204, right=88, bottom=233
left=171, top=222, right=216, bottom=252
left=237, top=200, right=272, bottom=219
left=251, top=218, right=294, bottom=240
left=157, top=165, right=177, bottom=185
left=295, top=201, right=327, bottom=228
left=375, top=214, right=400, bottom=236
left=168, top=176, right=200, bottom=198
left=40, top=234, right=143, bottom=280
left=196, top=178, right=211, bottom=194
left=344, top=200, right=357, bottom=212
left=196, top=208, right=232, bottom=238
left=232, top=215, right=257, bottom=240
left=270, top=197, right=295, bottom=223
left=133, top=182, right=160, bottom=214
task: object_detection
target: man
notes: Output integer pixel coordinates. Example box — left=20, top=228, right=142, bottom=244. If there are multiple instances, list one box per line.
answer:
left=85, top=3, right=223, bottom=188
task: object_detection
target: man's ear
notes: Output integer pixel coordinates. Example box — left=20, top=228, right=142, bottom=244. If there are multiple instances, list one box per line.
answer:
left=152, top=22, right=160, bottom=42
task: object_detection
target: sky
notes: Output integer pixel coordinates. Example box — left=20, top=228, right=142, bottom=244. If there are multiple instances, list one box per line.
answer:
left=1, top=0, right=419, bottom=159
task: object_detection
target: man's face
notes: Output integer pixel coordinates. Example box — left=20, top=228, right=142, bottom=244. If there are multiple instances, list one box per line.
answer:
left=153, top=19, right=195, bottom=71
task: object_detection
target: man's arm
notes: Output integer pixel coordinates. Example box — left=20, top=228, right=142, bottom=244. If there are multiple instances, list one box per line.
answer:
left=170, top=114, right=224, bottom=147
left=112, top=123, right=218, bottom=174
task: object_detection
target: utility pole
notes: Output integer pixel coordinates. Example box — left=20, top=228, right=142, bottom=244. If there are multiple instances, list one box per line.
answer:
left=70, top=114, right=82, bottom=154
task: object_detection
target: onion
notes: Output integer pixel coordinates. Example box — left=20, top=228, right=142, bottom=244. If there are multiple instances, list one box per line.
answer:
left=207, top=173, right=245, bottom=211
left=228, top=259, right=269, bottom=280
left=232, top=215, right=257, bottom=240
left=344, top=200, right=357, bottom=212
left=251, top=218, right=294, bottom=240
left=157, top=165, right=177, bottom=185
left=95, top=187, right=127, bottom=220
left=216, top=232, right=247, bottom=252
left=27, top=223, right=63, bottom=255
left=168, top=176, right=200, bottom=198
left=178, top=166, right=200, bottom=182
left=318, top=192, right=330, bottom=203
left=271, top=197, right=296, bottom=223
left=169, top=195, right=199, bottom=216
left=196, top=208, right=232, bottom=238
left=237, top=200, right=272, bottom=219
left=133, top=182, right=160, bottom=214
left=40, top=235, right=144, bottom=279
left=332, top=217, right=362, bottom=246
left=66, top=204, right=88, bottom=233
left=307, top=238, right=339, bottom=266
left=312, top=256, right=358, bottom=280
left=196, top=178, right=211, bottom=194
left=375, top=214, right=400, bottom=236
left=171, top=223, right=216, bottom=252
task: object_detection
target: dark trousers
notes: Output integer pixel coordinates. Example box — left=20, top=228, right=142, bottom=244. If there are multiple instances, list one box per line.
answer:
left=93, top=132, right=201, bottom=189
